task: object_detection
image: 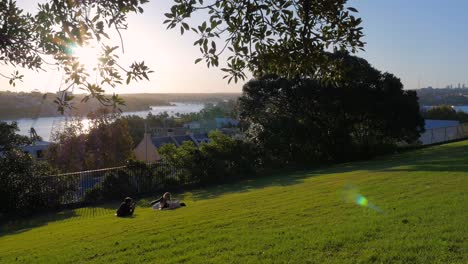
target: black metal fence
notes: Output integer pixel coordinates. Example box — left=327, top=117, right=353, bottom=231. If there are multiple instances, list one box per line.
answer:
left=42, top=161, right=194, bottom=206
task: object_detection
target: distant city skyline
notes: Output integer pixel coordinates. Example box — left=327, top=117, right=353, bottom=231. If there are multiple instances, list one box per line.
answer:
left=0, top=0, right=467, bottom=93
left=421, top=83, right=468, bottom=89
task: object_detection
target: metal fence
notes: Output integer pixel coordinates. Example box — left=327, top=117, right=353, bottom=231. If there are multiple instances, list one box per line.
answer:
left=35, top=123, right=468, bottom=207
left=42, top=161, right=193, bottom=206
left=419, top=123, right=468, bottom=145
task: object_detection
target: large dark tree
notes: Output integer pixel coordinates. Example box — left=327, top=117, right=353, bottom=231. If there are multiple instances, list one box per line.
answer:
left=0, top=122, right=73, bottom=216
left=239, top=53, right=425, bottom=165
left=334, top=53, right=425, bottom=153
left=239, top=75, right=343, bottom=164
left=0, top=149, right=66, bottom=216
left=166, top=0, right=364, bottom=83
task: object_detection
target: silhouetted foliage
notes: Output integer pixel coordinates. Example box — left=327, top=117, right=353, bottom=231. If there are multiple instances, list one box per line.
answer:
left=0, top=121, right=31, bottom=152
left=100, top=170, right=138, bottom=200
left=239, top=54, right=425, bottom=165
left=0, top=0, right=152, bottom=113
left=0, top=150, right=74, bottom=216
left=166, top=0, right=365, bottom=83
left=83, top=169, right=137, bottom=203
left=0, top=121, right=75, bottom=216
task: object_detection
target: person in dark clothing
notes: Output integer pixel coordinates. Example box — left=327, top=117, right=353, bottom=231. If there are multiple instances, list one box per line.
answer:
left=116, top=197, right=136, bottom=217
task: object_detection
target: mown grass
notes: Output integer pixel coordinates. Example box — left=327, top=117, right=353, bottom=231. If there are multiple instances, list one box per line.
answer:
left=0, top=141, right=467, bottom=263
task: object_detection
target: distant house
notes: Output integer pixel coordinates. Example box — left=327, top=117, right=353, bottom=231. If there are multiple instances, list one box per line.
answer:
left=152, top=136, right=177, bottom=148
left=173, top=135, right=197, bottom=146
left=22, top=141, right=51, bottom=159
left=150, top=127, right=189, bottom=137
left=0, top=140, right=51, bottom=160
left=192, top=133, right=210, bottom=144
left=215, top=118, right=239, bottom=128
left=133, top=134, right=161, bottom=163
left=133, top=133, right=200, bottom=163
left=182, top=117, right=240, bottom=133
left=183, top=121, right=201, bottom=129
left=184, top=119, right=217, bottom=132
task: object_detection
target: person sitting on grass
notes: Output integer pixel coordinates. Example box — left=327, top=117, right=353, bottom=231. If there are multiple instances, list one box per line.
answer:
left=116, top=197, right=136, bottom=217
left=150, top=192, right=186, bottom=210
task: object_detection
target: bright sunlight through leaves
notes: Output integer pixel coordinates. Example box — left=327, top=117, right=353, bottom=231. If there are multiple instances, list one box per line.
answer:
left=73, top=45, right=99, bottom=71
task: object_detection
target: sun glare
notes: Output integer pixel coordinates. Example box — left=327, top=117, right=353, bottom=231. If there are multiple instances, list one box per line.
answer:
left=73, top=46, right=99, bottom=70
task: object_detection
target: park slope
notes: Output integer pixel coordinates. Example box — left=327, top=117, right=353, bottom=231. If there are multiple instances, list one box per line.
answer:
left=0, top=141, right=467, bottom=263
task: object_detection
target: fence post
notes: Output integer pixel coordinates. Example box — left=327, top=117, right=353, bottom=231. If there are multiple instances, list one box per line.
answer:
left=431, top=129, right=434, bottom=144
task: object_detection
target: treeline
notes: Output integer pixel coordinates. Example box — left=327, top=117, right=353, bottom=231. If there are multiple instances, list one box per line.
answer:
left=0, top=92, right=241, bottom=120
left=123, top=100, right=238, bottom=146
left=422, top=105, right=468, bottom=123
left=0, top=91, right=172, bottom=119
left=417, top=87, right=468, bottom=106
left=135, top=93, right=240, bottom=103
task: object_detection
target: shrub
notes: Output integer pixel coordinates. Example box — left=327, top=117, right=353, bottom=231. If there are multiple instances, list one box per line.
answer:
left=0, top=150, right=74, bottom=216
left=158, top=131, right=260, bottom=185
left=84, top=186, right=103, bottom=203
left=99, top=169, right=138, bottom=200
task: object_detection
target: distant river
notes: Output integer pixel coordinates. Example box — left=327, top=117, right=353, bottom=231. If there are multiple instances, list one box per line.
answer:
left=453, top=106, right=468, bottom=112
left=2, top=102, right=205, bottom=141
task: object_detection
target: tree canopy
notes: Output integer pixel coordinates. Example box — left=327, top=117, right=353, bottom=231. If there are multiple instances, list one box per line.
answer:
left=165, top=0, right=364, bottom=83
left=0, top=0, right=152, bottom=113
left=422, top=105, right=468, bottom=123
left=239, top=53, right=425, bottom=165
left=47, top=109, right=134, bottom=172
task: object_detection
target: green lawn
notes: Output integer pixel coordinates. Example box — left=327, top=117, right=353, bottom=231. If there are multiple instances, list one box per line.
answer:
left=1, top=141, right=467, bottom=263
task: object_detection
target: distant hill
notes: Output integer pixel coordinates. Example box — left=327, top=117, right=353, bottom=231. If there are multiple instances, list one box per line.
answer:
left=130, top=93, right=241, bottom=103
left=416, top=87, right=468, bottom=106
left=0, top=92, right=241, bottom=120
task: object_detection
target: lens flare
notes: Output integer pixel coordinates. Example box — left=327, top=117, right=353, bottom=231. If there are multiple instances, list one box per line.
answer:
left=342, top=184, right=382, bottom=213
left=356, top=195, right=368, bottom=207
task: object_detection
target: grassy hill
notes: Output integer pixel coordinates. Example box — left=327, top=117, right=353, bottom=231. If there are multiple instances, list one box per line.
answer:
left=0, top=141, right=467, bottom=263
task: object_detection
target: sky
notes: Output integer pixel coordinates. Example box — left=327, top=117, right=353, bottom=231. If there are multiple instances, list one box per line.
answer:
left=1, top=0, right=467, bottom=94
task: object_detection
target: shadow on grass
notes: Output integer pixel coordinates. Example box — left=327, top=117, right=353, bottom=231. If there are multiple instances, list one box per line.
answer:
left=2, top=141, right=467, bottom=235
left=186, top=169, right=312, bottom=201
left=316, top=143, right=468, bottom=174
left=0, top=202, right=122, bottom=237
left=186, top=142, right=468, bottom=201
left=0, top=210, right=77, bottom=237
